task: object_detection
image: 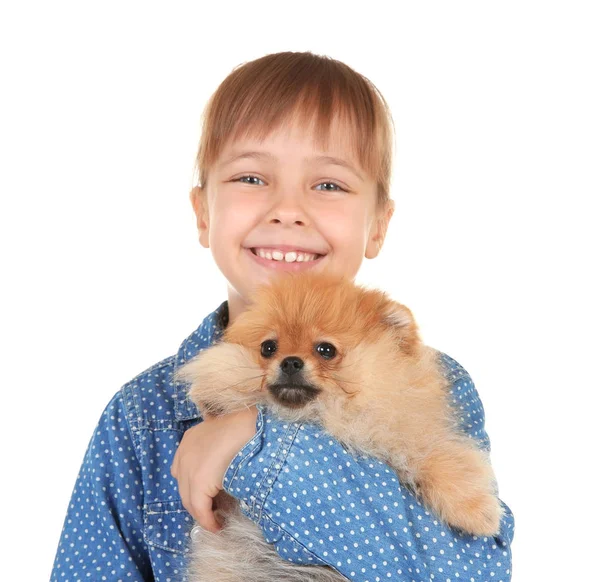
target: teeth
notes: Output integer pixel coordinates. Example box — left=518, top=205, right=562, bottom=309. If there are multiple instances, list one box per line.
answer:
left=253, top=248, right=319, bottom=263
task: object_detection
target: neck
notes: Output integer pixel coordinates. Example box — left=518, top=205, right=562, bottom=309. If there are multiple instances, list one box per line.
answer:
left=226, top=285, right=250, bottom=326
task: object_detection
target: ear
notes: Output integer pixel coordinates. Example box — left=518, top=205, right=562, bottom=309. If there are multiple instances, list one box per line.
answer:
left=381, top=299, right=421, bottom=355
left=365, top=199, right=395, bottom=259
left=189, top=186, right=210, bottom=249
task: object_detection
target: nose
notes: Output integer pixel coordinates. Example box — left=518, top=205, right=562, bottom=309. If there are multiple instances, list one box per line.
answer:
left=266, top=191, right=309, bottom=227
left=269, top=214, right=306, bottom=226
left=280, top=356, right=304, bottom=376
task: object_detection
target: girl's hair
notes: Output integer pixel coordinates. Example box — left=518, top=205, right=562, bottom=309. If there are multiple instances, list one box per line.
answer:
left=193, top=51, right=395, bottom=206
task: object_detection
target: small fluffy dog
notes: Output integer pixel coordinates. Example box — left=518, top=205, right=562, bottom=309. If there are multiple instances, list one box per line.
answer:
left=174, top=272, right=503, bottom=582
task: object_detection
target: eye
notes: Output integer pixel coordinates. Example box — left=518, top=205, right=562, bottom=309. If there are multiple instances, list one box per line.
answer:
left=260, top=339, right=278, bottom=358
left=235, top=175, right=265, bottom=186
left=315, top=342, right=337, bottom=360
left=234, top=175, right=347, bottom=192
left=315, top=181, right=347, bottom=193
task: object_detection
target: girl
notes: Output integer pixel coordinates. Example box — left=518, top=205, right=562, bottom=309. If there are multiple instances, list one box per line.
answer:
left=51, top=51, right=514, bottom=582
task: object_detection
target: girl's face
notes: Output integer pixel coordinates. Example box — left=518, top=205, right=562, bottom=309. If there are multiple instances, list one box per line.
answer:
left=191, top=116, right=394, bottom=323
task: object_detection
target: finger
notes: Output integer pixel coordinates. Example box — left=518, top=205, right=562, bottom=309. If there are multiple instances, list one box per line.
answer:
left=170, top=450, right=179, bottom=478
left=177, top=471, right=194, bottom=520
left=192, top=494, right=221, bottom=533
left=175, top=468, right=189, bottom=513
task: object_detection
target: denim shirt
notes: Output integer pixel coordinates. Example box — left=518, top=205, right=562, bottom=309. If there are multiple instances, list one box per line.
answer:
left=51, top=300, right=515, bottom=582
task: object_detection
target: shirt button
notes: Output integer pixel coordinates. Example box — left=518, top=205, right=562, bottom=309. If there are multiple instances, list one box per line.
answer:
left=190, top=525, right=203, bottom=540
left=240, top=500, right=249, bottom=510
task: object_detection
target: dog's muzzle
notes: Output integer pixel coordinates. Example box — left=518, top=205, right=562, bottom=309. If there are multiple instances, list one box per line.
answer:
left=268, top=382, right=321, bottom=407
left=269, top=356, right=321, bottom=407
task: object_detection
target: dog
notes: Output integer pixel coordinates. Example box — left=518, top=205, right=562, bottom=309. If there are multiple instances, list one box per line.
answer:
left=174, top=272, right=503, bottom=581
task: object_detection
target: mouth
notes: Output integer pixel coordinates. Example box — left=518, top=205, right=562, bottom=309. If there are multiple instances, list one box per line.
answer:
left=245, top=246, right=326, bottom=271
left=268, top=383, right=321, bottom=407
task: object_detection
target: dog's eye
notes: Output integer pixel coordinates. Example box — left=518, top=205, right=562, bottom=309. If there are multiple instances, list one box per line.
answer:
left=315, top=342, right=337, bottom=360
left=260, top=339, right=278, bottom=358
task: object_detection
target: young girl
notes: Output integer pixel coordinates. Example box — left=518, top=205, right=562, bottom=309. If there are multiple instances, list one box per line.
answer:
left=51, top=51, right=514, bottom=581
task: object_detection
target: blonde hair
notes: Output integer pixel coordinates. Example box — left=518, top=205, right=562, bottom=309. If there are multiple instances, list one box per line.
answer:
left=193, top=51, right=396, bottom=207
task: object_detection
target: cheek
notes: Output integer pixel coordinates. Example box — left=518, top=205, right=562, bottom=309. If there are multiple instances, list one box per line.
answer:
left=209, top=197, right=256, bottom=246
left=305, top=360, right=338, bottom=387
left=263, top=361, right=281, bottom=384
left=332, top=351, right=361, bottom=380
left=315, top=205, right=369, bottom=251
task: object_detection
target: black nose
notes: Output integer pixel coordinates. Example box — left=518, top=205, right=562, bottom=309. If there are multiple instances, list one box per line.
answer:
left=280, top=356, right=304, bottom=376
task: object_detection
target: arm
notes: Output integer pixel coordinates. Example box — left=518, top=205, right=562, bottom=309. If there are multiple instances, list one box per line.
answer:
left=223, top=354, right=515, bottom=581
left=50, top=392, right=152, bottom=581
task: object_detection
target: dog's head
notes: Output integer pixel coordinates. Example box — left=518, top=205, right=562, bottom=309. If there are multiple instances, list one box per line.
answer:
left=222, top=272, right=422, bottom=412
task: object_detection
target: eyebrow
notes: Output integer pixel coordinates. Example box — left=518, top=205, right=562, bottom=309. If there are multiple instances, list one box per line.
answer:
left=220, top=150, right=364, bottom=181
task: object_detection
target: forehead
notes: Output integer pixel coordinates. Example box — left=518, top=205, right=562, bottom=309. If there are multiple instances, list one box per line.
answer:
left=217, top=114, right=365, bottom=178
left=236, top=281, right=374, bottom=346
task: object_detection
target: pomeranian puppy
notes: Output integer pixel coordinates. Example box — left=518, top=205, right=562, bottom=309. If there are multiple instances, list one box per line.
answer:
left=174, top=272, right=503, bottom=582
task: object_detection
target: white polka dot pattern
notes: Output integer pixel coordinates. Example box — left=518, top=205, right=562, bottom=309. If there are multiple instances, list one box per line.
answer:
left=51, top=301, right=514, bottom=581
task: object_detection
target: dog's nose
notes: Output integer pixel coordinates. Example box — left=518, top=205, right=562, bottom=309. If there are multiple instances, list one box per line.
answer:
left=280, top=356, right=304, bottom=376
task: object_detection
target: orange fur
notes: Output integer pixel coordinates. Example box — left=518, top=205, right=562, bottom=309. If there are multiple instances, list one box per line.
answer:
left=174, top=272, right=503, bottom=580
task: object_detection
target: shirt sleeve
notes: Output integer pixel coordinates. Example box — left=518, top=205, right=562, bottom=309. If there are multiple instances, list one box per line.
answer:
left=50, top=391, right=152, bottom=581
left=223, top=355, right=515, bottom=582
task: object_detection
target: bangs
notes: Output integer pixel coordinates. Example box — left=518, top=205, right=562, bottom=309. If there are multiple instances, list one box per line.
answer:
left=194, top=52, right=395, bottom=205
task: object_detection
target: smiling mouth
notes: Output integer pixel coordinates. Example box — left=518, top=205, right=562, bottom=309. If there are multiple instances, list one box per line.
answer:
left=250, top=248, right=325, bottom=263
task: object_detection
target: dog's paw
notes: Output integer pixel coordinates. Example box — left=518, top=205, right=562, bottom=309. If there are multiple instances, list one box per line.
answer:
left=446, top=491, right=504, bottom=537
left=416, top=443, right=504, bottom=537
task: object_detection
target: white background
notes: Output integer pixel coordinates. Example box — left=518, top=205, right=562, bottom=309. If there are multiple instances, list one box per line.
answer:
left=1, top=2, right=598, bottom=580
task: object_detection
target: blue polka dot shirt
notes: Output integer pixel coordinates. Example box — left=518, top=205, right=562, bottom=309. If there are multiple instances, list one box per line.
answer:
left=51, top=300, right=515, bottom=581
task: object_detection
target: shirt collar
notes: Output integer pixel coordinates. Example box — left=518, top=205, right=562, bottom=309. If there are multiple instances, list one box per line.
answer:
left=173, top=300, right=229, bottom=421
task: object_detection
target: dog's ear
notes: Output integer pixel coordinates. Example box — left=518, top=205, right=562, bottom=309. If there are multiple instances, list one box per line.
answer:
left=381, top=300, right=421, bottom=356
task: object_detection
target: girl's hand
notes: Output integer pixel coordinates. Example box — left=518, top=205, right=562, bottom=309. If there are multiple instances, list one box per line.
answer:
left=170, top=406, right=259, bottom=533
